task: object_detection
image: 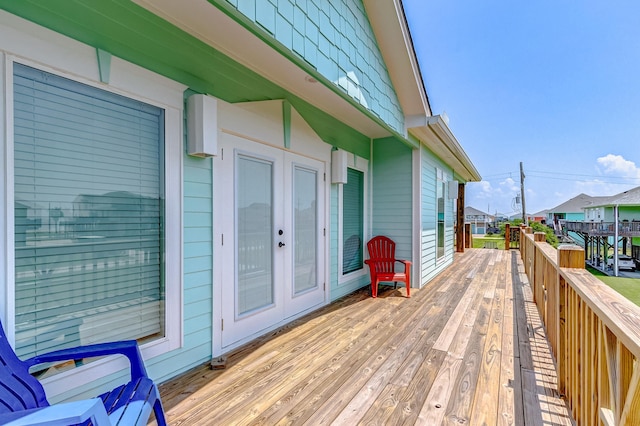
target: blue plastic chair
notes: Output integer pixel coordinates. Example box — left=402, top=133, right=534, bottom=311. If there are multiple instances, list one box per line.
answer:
left=0, top=321, right=166, bottom=425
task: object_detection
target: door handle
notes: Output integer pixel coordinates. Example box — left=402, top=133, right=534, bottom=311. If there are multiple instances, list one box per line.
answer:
left=278, top=242, right=285, bottom=247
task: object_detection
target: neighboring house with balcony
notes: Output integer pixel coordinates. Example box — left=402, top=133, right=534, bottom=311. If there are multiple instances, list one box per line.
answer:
left=560, top=186, right=640, bottom=274
left=0, top=0, right=479, bottom=402
left=584, top=186, right=640, bottom=223
left=546, top=193, right=609, bottom=236
left=464, top=206, right=494, bottom=234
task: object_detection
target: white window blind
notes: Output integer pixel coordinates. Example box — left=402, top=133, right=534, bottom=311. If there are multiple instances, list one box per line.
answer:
left=13, top=63, right=165, bottom=359
left=342, top=168, right=364, bottom=274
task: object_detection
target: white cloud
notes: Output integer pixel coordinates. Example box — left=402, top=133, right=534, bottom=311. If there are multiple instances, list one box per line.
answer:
left=477, top=180, right=492, bottom=193
left=596, top=154, right=640, bottom=178
left=499, top=177, right=519, bottom=192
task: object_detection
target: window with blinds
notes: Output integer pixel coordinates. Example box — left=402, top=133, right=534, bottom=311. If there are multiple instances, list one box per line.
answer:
left=437, top=171, right=446, bottom=259
left=342, top=168, right=364, bottom=275
left=13, top=63, right=165, bottom=360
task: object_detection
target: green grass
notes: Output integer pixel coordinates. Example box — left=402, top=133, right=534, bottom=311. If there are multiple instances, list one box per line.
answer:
left=472, top=236, right=505, bottom=250
left=588, top=266, right=640, bottom=307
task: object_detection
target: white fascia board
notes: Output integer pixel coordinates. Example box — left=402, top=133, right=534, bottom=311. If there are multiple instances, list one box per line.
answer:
left=409, top=115, right=481, bottom=182
left=363, top=0, right=431, bottom=118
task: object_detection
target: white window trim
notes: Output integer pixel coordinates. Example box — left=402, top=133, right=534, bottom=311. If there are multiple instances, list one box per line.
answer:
left=337, top=153, right=369, bottom=284
left=0, top=14, right=185, bottom=399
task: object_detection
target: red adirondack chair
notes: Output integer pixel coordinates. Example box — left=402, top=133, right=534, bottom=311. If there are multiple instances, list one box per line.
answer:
left=364, top=236, right=411, bottom=298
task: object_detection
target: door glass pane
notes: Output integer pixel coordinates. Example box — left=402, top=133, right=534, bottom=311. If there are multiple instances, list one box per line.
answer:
left=293, top=166, right=317, bottom=294
left=237, top=155, right=273, bottom=315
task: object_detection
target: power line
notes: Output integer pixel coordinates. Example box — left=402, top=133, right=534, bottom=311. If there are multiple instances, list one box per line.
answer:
left=476, top=169, right=640, bottom=185
left=482, top=171, right=518, bottom=179
left=526, top=173, right=640, bottom=185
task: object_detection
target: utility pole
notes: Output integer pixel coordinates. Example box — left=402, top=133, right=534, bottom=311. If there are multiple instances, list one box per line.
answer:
left=520, top=161, right=527, bottom=225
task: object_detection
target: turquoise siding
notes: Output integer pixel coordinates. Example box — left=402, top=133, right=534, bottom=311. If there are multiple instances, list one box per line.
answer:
left=615, top=206, right=640, bottom=222
left=420, top=144, right=455, bottom=285
left=371, top=137, right=413, bottom=261
left=148, top=151, right=213, bottom=382
left=566, top=212, right=584, bottom=221
left=223, top=0, right=404, bottom=133
left=148, top=94, right=213, bottom=382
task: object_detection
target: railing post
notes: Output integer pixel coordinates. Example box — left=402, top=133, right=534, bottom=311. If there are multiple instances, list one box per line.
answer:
left=504, top=223, right=510, bottom=250
left=534, top=232, right=545, bottom=242
left=456, top=183, right=465, bottom=253
left=557, top=245, right=585, bottom=397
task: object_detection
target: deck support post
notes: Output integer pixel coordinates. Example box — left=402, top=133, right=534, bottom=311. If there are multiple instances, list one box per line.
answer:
left=456, top=182, right=465, bottom=252
left=464, top=223, right=472, bottom=248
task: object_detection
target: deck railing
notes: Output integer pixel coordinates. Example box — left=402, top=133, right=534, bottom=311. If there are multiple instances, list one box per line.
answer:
left=519, top=230, right=640, bottom=426
left=564, top=220, right=640, bottom=237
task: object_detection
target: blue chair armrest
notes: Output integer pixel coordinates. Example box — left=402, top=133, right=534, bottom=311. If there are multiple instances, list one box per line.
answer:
left=24, top=340, right=147, bottom=380
left=0, top=398, right=110, bottom=426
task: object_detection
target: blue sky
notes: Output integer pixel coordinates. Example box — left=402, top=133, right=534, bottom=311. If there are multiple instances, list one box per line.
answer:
left=403, top=1, right=640, bottom=217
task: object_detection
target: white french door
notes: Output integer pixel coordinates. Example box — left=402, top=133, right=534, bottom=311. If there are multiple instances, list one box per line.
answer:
left=216, top=133, right=326, bottom=350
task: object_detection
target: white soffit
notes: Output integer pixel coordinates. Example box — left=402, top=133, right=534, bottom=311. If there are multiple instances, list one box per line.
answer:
left=363, top=0, right=430, bottom=118
left=132, top=0, right=391, bottom=139
left=409, top=115, right=482, bottom=182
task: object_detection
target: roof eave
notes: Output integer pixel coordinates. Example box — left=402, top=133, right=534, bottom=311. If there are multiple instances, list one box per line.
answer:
left=408, top=115, right=481, bottom=182
left=363, top=0, right=431, bottom=119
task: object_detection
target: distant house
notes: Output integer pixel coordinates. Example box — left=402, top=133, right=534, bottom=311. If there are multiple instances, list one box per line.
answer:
left=584, top=186, right=640, bottom=265
left=546, top=193, right=610, bottom=237
left=528, top=210, right=549, bottom=224
left=465, top=206, right=494, bottom=234
left=584, top=186, right=640, bottom=223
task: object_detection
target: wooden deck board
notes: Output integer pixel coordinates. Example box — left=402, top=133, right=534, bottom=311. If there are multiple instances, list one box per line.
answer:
left=155, top=249, right=573, bottom=425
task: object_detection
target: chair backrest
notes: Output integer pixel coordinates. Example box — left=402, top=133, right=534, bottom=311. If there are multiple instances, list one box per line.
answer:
left=366, top=236, right=396, bottom=274
left=0, top=322, right=49, bottom=413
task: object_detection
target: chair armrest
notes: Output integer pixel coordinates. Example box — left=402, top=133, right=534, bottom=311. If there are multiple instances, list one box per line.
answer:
left=0, top=398, right=110, bottom=426
left=24, top=340, right=148, bottom=380
left=395, top=259, right=412, bottom=270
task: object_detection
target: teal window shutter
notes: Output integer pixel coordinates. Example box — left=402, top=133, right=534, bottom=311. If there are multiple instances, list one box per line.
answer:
left=342, top=168, right=364, bottom=274
left=13, top=63, right=165, bottom=359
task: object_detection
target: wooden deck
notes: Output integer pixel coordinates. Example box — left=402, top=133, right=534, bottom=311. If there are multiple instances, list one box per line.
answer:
left=156, top=249, right=573, bottom=425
